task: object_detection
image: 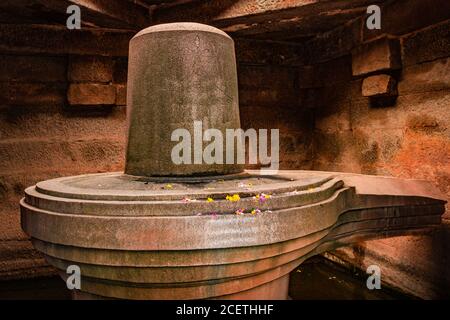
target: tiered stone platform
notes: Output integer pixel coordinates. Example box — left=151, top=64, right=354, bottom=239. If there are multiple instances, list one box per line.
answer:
left=21, top=170, right=445, bottom=299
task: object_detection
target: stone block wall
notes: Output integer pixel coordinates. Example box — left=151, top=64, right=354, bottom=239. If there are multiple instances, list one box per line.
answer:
left=0, top=25, right=130, bottom=280
left=301, top=0, right=450, bottom=298
left=234, top=38, right=313, bottom=170
left=238, top=64, right=313, bottom=169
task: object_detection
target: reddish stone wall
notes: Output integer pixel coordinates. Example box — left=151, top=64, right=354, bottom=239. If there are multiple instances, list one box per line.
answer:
left=238, top=65, right=313, bottom=170
left=235, top=39, right=312, bottom=170
left=311, top=24, right=450, bottom=195
left=0, top=26, right=130, bottom=279
left=306, top=15, right=450, bottom=298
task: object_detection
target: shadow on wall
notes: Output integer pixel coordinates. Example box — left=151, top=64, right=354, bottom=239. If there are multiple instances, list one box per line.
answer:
left=326, top=224, right=450, bottom=299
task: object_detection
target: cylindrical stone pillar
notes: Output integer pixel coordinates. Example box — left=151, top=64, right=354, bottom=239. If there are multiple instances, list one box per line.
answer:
left=125, top=23, right=244, bottom=176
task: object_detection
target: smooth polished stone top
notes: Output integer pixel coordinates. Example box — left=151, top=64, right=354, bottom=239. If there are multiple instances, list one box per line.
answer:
left=26, top=170, right=337, bottom=215
left=132, top=22, right=232, bottom=40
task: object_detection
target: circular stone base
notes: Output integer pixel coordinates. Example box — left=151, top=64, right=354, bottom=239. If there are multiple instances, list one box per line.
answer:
left=31, top=170, right=333, bottom=204
left=21, top=170, right=342, bottom=299
left=20, top=170, right=444, bottom=299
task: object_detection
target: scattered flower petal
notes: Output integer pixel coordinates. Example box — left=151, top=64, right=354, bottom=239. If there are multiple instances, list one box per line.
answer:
left=254, top=193, right=271, bottom=204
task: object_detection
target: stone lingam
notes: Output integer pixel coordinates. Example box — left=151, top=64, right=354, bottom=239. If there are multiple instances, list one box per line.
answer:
left=21, top=23, right=446, bottom=300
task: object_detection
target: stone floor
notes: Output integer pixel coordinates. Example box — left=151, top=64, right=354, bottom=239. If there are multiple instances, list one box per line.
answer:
left=0, top=257, right=410, bottom=300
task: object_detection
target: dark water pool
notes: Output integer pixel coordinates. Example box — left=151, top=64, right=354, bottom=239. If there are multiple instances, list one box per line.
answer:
left=0, top=256, right=411, bottom=300
left=289, top=256, right=413, bottom=300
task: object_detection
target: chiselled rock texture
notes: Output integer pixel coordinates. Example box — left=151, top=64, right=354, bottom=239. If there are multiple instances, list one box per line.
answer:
left=362, top=74, right=397, bottom=97
left=16, top=20, right=448, bottom=299
left=125, top=23, right=243, bottom=177
left=0, top=0, right=446, bottom=299
left=351, top=37, right=402, bottom=76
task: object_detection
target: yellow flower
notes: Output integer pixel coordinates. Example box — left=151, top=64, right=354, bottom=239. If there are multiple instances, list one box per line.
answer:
left=206, top=197, right=214, bottom=203
left=226, top=194, right=240, bottom=202
left=165, top=184, right=173, bottom=189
